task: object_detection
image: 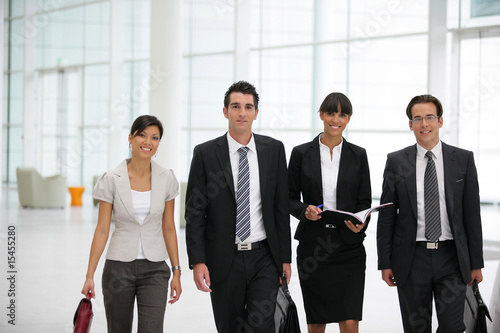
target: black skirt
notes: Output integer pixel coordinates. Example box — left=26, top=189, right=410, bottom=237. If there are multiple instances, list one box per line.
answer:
left=296, top=238, right=366, bottom=324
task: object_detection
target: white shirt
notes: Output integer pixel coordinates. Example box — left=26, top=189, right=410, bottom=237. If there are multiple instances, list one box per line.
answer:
left=131, top=189, right=151, bottom=259
left=319, top=134, right=343, bottom=210
left=415, top=141, right=453, bottom=241
left=227, top=132, right=266, bottom=244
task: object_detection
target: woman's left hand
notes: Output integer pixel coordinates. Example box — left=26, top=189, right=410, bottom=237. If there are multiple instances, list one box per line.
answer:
left=345, top=220, right=365, bottom=233
left=169, top=273, right=182, bottom=304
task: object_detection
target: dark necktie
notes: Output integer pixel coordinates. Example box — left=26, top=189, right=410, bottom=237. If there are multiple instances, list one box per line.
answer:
left=236, top=147, right=251, bottom=242
left=424, top=151, right=441, bottom=242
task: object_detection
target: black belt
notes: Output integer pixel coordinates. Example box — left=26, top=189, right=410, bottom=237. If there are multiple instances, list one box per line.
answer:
left=235, top=240, right=267, bottom=251
left=416, top=240, right=454, bottom=249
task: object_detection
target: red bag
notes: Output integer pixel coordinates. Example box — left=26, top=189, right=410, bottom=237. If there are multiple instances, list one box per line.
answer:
left=73, top=292, right=93, bottom=333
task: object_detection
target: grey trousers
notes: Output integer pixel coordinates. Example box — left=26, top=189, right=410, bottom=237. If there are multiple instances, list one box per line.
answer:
left=102, top=259, right=171, bottom=333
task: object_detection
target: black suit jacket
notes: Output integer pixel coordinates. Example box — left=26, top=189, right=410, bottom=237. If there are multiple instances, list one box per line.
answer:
left=288, top=135, right=372, bottom=245
left=377, top=142, right=484, bottom=285
left=185, top=133, right=292, bottom=283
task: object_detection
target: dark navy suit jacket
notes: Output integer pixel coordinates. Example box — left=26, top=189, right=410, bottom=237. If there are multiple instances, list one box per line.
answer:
left=377, top=142, right=484, bottom=285
left=185, top=133, right=291, bottom=283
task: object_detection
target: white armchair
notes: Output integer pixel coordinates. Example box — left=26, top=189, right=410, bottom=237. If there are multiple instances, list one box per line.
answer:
left=16, top=168, right=67, bottom=208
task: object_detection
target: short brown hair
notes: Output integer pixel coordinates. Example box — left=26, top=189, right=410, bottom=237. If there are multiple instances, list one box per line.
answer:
left=224, top=81, right=259, bottom=110
left=406, top=94, right=443, bottom=120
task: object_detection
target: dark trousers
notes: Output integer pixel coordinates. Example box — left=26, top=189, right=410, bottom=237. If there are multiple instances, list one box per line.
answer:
left=396, top=245, right=466, bottom=333
left=102, top=259, right=171, bottom=333
left=210, top=242, right=280, bottom=333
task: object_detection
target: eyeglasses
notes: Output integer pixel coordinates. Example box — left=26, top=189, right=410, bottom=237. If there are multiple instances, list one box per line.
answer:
left=411, top=115, right=439, bottom=124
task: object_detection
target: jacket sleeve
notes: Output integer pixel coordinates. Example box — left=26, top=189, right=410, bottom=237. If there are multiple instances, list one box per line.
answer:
left=356, top=149, right=372, bottom=213
left=275, top=141, right=292, bottom=264
left=377, top=154, right=399, bottom=270
left=288, top=147, right=308, bottom=221
left=185, top=145, right=208, bottom=267
left=462, top=152, right=484, bottom=270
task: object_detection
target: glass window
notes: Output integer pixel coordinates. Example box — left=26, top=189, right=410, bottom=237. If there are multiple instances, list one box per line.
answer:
left=185, top=0, right=235, bottom=54
left=350, top=0, right=428, bottom=37
left=188, top=54, right=234, bottom=130
left=9, top=18, right=24, bottom=71
left=252, top=47, right=313, bottom=131
left=84, top=1, right=110, bottom=63
left=6, top=1, right=24, bottom=17
left=449, top=0, right=500, bottom=28
left=37, top=6, right=84, bottom=68
left=458, top=35, right=500, bottom=201
left=309, top=0, right=349, bottom=42
left=257, top=0, right=314, bottom=48
left=348, top=36, right=428, bottom=131
left=124, top=0, right=151, bottom=60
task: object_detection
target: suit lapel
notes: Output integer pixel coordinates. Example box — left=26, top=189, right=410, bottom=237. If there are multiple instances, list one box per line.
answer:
left=143, top=160, right=165, bottom=224
left=337, top=139, right=350, bottom=201
left=215, top=135, right=235, bottom=198
left=404, top=145, right=418, bottom=220
left=113, top=160, right=138, bottom=222
left=442, top=142, right=456, bottom=217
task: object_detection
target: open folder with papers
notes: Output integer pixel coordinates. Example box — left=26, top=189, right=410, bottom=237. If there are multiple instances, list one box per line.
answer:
left=318, top=202, right=394, bottom=226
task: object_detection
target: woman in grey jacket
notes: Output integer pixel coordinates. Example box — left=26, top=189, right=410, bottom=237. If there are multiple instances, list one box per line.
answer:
left=81, top=115, right=182, bottom=332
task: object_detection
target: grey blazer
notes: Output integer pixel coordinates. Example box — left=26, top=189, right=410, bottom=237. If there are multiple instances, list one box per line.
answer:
left=93, top=159, right=179, bottom=262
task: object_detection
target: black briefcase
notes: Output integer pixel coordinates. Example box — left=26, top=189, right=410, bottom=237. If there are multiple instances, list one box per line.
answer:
left=274, top=276, right=301, bottom=333
left=464, top=280, right=492, bottom=333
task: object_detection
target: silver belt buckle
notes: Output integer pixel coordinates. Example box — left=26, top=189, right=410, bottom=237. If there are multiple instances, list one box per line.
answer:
left=427, top=242, right=438, bottom=249
left=325, top=224, right=336, bottom=229
left=237, top=243, right=252, bottom=251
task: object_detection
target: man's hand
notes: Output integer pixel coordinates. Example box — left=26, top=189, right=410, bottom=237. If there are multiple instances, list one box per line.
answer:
left=282, top=263, right=292, bottom=284
left=469, top=269, right=483, bottom=286
left=193, top=263, right=212, bottom=292
left=382, top=269, right=397, bottom=287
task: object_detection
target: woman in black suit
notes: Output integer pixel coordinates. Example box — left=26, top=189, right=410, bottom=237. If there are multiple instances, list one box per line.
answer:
left=288, top=93, right=371, bottom=333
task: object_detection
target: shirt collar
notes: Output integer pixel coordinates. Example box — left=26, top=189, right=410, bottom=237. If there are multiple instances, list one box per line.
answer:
left=318, top=133, right=343, bottom=151
left=416, top=140, right=442, bottom=160
left=227, top=132, right=256, bottom=155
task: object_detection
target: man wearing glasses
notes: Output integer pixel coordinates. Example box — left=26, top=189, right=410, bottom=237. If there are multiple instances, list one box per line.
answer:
left=377, top=94, right=484, bottom=332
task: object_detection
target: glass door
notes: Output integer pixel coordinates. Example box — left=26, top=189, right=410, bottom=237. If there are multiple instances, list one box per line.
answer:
left=37, top=67, right=83, bottom=186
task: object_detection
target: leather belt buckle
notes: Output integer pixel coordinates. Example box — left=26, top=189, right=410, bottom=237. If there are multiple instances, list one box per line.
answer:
left=325, top=224, right=336, bottom=229
left=237, top=243, right=252, bottom=251
left=426, top=242, right=439, bottom=250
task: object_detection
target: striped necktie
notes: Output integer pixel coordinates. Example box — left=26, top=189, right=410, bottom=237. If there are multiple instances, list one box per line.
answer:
left=424, top=151, right=441, bottom=242
left=236, top=147, right=251, bottom=242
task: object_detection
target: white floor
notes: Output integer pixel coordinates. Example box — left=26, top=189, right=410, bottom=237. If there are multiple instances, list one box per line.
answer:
left=0, top=187, right=499, bottom=333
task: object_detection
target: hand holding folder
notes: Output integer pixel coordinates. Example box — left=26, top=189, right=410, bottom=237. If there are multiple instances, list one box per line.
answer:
left=318, top=202, right=394, bottom=227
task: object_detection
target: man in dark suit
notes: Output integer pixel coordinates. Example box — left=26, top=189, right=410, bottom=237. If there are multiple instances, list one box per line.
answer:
left=185, top=81, right=292, bottom=333
left=377, top=94, right=484, bottom=332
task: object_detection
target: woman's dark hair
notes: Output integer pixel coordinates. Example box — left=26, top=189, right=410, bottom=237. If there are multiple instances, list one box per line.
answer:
left=319, top=92, right=353, bottom=116
left=130, top=115, right=164, bottom=139
left=405, top=94, right=443, bottom=120
left=224, top=81, right=260, bottom=110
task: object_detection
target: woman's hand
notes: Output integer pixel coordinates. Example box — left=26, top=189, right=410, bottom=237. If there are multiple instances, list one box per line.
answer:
left=345, top=220, right=365, bottom=233
left=169, top=271, right=182, bottom=304
left=81, top=277, right=95, bottom=299
left=304, top=205, right=322, bottom=221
